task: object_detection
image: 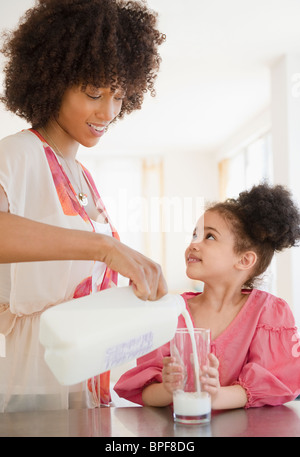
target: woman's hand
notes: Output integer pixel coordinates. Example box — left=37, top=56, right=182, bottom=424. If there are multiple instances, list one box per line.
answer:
left=100, top=235, right=168, bottom=301
left=162, top=356, right=184, bottom=395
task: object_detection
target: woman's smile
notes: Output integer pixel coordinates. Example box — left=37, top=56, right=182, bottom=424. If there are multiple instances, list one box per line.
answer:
left=87, top=122, right=107, bottom=137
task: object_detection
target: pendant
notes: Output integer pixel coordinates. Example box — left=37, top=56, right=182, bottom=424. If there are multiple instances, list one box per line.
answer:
left=78, top=192, right=88, bottom=207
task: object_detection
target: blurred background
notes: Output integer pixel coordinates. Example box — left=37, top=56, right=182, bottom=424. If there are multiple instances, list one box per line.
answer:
left=0, top=0, right=299, bottom=327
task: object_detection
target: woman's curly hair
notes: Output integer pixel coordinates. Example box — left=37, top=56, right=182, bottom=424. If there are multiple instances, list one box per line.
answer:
left=207, top=183, right=300, bottom=288
left=0, top=0, right=165, bottom=127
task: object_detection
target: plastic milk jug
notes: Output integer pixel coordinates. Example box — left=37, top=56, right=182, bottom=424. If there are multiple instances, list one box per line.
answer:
left=39, top=286, right=186, bottom=386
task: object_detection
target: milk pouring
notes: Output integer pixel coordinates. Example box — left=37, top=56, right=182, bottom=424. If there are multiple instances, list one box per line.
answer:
left=181, top=309, right=201, bottom=393
left=39, top=286, right=186, bottom=386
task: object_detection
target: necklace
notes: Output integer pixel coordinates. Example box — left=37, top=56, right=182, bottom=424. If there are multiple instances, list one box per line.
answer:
left=41, top=128, right=88, bottom=207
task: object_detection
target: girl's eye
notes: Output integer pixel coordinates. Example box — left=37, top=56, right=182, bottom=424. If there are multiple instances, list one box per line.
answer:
left=192, top=228, right=197, bottom=240
left=206, top=233, right=215, bottom=240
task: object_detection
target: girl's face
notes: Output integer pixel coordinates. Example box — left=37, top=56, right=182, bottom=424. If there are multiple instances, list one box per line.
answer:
left=185, top=210, right=241, bottom=284
left=55, top=85, right=124, bottom=148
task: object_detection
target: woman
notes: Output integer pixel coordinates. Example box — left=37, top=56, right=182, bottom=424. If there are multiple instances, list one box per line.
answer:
left=0, top=0, right=166, bottom=412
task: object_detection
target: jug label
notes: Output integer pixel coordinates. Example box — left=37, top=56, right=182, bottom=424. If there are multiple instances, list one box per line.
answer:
left=104, top=332, right=154, bottom=370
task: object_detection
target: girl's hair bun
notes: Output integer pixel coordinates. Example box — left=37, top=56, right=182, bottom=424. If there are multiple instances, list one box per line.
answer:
left=236, top=183, right=300, bottom=251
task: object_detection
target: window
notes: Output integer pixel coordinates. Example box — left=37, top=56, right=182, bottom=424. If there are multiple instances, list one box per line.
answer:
left=224, top=133, right=273, bottom=199
left=218, top=132, right=276, bottom=293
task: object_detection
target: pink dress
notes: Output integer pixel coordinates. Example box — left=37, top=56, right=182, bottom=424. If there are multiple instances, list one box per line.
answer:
left=114, top=289, right=300, bottom=408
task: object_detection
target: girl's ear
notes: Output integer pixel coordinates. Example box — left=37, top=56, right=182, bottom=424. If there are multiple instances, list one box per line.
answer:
left=236, top=251, right=257, bottom=271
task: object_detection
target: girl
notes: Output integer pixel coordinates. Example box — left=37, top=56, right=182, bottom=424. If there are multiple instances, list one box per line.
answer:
left=0, top=0, right=166, bottom=412
left=115, top=183, right=300, bottom=409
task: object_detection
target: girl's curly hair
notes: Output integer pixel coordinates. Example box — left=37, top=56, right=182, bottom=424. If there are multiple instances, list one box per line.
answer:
left=207, top=183, right=300, bottom=288
left=0, top=0, right=165, bottom=127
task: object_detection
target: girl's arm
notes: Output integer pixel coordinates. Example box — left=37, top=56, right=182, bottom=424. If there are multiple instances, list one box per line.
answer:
left=142, top=382, right=173, bottom=407
left=209, top=385, right=248, bottom=410
left=142, top=379, right=248, bottom=410
left=142, top=356, right=181, bottom=406
left=201, top=354, right=248, bottom=409
left=142, top=354, right=247, bottom=409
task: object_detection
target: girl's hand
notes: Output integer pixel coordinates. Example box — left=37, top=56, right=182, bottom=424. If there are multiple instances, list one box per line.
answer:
left=162, top=357, right=184, bottom=395
left=200, top=353, right=220, bottom=399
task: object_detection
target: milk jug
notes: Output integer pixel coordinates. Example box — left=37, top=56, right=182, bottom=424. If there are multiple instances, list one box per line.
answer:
left=39, top=286, right=185, bottom=386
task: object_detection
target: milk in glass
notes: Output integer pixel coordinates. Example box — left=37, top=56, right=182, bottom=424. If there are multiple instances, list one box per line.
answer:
left=171, top=310, right=211, bottom=424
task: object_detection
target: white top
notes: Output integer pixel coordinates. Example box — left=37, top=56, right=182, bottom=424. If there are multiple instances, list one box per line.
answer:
left=0, top=130, right=109, bottom=314
left=0, top=130, right=114, bottom=412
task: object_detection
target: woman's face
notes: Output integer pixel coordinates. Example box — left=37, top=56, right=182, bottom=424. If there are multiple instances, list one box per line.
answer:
left=55, top=85, right=124, bottom=148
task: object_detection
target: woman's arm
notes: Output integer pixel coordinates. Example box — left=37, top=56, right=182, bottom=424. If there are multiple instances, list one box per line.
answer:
left=0, top=180, right=167, bottom=300
left=0, top=211, right=167, bottom=300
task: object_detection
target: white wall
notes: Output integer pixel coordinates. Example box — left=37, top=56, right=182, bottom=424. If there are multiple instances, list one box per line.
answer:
left=271, top=55, right=300, bottom=326
left=0, top=107, right=28, bottom=140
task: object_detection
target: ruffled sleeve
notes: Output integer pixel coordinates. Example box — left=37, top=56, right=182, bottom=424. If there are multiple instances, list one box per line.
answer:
left=236, top=296, right=300, bottom=408
left=114, top=342, right=170, bottom=405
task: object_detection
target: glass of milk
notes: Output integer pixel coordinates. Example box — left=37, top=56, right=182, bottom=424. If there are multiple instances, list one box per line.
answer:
left=171, top=328, right=211, bottom=425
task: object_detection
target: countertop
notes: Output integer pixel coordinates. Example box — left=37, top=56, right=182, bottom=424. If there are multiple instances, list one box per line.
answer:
left=1, top=400, right=300, bottom=437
